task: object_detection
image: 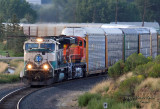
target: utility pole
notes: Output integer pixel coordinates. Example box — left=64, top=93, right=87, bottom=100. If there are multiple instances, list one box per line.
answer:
left=115, top=0, right=118, bottom=24
left=142, top=0, right=147, bottom=27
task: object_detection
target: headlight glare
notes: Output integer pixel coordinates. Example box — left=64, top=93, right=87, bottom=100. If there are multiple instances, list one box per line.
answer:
left=36, top=38, right=43, bottom=43
left=27, top=64, right=32, bottom=70
left=43, top=64, right=49, bottom=70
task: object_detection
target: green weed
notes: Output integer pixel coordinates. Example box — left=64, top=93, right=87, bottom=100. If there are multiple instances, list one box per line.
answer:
left=78, top=93, right=101, bottom=107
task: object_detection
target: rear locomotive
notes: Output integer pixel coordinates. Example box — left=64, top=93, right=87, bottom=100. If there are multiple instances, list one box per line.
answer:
left=22, top=36, right=86, bottom=85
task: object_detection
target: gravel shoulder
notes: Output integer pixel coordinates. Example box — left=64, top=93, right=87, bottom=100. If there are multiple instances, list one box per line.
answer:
left=0, top=82, right=25, bottom=100
left=20, top=75, right=107, bottom=109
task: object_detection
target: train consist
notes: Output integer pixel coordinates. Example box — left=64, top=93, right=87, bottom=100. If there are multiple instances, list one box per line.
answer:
left=21, top=25, right=158, bottom=85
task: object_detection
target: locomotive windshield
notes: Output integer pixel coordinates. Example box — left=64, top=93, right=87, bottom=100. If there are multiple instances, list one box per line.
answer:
left=25, top=43, right=39, bottom=50
left=40, top=43, right=55, bottom=51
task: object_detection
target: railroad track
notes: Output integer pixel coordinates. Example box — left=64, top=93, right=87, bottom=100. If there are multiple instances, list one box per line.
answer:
left=0, top=86, right=42, bottom=109
left=0, top=73, right=107, bottom=109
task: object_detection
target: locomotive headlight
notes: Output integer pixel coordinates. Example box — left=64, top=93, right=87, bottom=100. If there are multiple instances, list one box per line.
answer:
left=27, top=64, right=32, bottom=70
left=36, top=38, right=43, bottom=43
left=43, top=64, right=49, bottom=70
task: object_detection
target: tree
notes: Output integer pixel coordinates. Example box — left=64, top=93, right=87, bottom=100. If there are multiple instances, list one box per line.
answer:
left=115, top=0, right=118, bottom=24
left=24, top=13, right=34, bottom=23
left=135, top=0, right=160, bottom=24
left=4, top=14, right=25, bottom=56
left=0, top=0, right=37, bottom=23
left=0, top=15, right=5, bottom=41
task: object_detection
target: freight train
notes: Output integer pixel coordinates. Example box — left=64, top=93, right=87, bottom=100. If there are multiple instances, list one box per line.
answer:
left=21, top=26, right=158, bottom=85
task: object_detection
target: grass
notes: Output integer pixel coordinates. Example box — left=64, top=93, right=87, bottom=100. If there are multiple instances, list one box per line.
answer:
left=0, top=62, right=8, bottom=73
left=9, top=59, right=24, bottom=74
left=90, top=80, right=112, bottom=94
left=109, top=101, right=138, bottom=109
left=135, top=78, right=160, bottom=92
left=9, top=59, right=24, bottom=67
left=0, top=42, right=7, bottom=56
left=13, top=61, right=24, bottom=74
left=0, top=49, right=14, bottom=57
left=78, top=93, right=101, bottom=107
left=0, top=74, right=20, bottom=83
left=117, top=72, right=133, bottom=84
left=0, top=59, right=24, bottom=84
left=78, top=93, right=139, bottom=109
left=0, top=42, right=23, bottom=57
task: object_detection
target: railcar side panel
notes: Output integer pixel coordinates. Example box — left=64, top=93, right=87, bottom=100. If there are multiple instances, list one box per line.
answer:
left=149, top=28, right=158, bottom=58
left=135, top=28, right=150, bottom=57
left=121, top=28, right=138, bottom=60
left=88, top=35, right=106, bottom=73
left=103, top=28, right=123, bottom=67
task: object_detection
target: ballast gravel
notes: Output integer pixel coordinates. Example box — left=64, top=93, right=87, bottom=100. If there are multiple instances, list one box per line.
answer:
left=20, top=75, right=107, bottom=109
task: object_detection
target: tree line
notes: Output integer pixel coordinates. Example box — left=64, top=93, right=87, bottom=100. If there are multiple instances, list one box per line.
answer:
left=0, top=0, right=160, bottom=24
left=36, top=0, right=160, bottom=24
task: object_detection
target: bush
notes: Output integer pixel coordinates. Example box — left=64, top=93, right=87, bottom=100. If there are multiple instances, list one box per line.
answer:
left=154, top=55, right=160, bottom=64
left=124, top=53, right=150, bottom=72
left=134, top=62, right=154, bottom=77
left=78, top=93, right=101, bottom=107
left=108, top=60, right=125, bottom=79
left=134, top=61, right=160, bottom=78
left=113, top=76, right=144, bottom=102
left=148, top=64, right=160, bottom=78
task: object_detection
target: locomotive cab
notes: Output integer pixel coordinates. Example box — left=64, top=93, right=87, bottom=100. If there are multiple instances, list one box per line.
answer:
left=22, top=37, right=58, bottom=85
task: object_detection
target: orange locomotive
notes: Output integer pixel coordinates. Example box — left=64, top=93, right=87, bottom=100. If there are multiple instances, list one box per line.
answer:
left=63, top=36, right=86, bottom=64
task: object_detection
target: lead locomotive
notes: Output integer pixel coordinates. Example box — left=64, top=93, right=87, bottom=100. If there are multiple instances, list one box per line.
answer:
left=22, top=36, right=86, bottom=85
